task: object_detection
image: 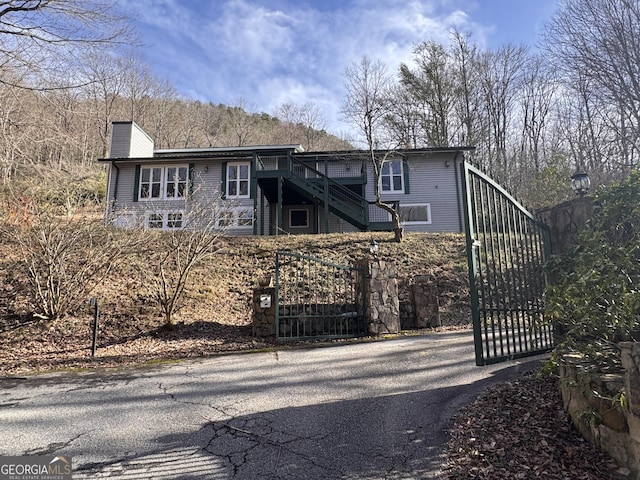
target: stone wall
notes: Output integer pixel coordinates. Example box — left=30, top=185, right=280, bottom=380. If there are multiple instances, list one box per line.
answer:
left=399, top=276, right=441, bottom=329
left=357, top=258, right=400, bottom=335
left=537, top=196, right=593, bottom=254
left=559, top=344, right=640, bottom=478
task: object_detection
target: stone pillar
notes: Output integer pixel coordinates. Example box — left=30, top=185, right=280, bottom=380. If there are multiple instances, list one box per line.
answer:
left=411, top=275, right=440, bottom=328
left=537, top=196, right=593, bottom=255
left=357, top=257, right=400, bottom=335
left=252, top=287, right=276, bottom=337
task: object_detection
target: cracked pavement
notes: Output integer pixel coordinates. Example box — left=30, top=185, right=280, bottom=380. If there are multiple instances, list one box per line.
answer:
left=0, top=332, right=547, bottom=479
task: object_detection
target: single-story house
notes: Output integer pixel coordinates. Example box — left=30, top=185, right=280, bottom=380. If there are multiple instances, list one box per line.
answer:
left=98, top=121, right=475, bottom=235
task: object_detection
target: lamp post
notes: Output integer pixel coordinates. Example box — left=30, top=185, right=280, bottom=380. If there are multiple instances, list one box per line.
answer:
left=571, top=168, right=590, bottom=197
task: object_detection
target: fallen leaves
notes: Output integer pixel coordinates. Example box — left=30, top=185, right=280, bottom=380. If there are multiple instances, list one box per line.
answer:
left=440, top=373, right=627, bottom=479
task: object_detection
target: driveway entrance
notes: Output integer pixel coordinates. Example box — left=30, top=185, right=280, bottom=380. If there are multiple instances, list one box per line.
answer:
left=0, top=332, right=546, bottom=479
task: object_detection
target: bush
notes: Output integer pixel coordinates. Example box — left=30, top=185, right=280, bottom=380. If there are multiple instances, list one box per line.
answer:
left=546, top=170, right=640, bottom=369
left=8, top=213, right=140, bottom=321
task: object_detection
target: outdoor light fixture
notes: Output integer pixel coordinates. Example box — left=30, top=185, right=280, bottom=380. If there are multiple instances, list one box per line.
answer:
left=369, top=240, right=379, bottom=257
left=571, top=168, right=591, bottom=197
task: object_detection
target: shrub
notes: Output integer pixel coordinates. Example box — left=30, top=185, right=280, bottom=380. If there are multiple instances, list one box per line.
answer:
left=8, top=213, right=140, bottom=321
left=545, top=170, right=640, bottom=369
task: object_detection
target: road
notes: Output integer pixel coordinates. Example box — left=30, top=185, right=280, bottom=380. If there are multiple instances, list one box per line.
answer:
left=0, top=332, right=547, bottom=479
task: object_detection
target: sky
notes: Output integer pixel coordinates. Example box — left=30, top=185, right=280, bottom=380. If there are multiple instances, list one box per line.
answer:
left=121, top=0, right=559, bottom=139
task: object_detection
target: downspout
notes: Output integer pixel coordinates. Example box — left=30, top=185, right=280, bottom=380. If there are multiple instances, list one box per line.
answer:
left=104, top=162, right=119, bottom=225
left=453, top=151, right=463, bottom=233
left=252, top=153, right=258, bottom=235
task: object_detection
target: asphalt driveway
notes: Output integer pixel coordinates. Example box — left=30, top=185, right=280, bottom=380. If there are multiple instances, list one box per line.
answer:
left=0, top=331, right=547, bottom=479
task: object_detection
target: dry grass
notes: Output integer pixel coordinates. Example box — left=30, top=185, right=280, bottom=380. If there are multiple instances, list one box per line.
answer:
left=0, top=229, right=470, bottom=375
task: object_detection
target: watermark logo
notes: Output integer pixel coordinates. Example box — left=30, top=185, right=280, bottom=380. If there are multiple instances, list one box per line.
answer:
left=0, top=455, right=72, bottom=480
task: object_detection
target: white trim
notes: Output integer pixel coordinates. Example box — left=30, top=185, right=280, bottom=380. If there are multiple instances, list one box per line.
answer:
left=226, top=162, right=251, bottom=199
left=216, top=206, right=254, bottom=229
left=138, top=164, right=189, bottom=201
left=399, top=203, right=432, bottom=225
left=146, top=210, right=185, bottom=230
left=380, top=159, right=404, bottom=194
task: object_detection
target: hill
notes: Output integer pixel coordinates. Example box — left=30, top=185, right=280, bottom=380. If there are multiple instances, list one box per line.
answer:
left=0, top=231, right=470, bottom=375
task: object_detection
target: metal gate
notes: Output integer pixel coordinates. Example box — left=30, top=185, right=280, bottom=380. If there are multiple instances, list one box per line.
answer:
left=275, top=251, right=366, bottom=340
left=462, top=162, right=553, bottom=366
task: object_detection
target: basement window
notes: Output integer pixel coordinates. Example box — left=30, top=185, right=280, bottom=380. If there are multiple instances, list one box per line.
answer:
left=146, top=211, right=184, bottom=230
left=289, top=209, right=309, bottom=228
left=399, top=204, right=432, bottom=225
left=217, top=207, right=254, bottom=229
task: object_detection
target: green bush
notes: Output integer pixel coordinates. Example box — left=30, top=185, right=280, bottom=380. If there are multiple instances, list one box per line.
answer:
left=546, top=170, right=640, bottom=370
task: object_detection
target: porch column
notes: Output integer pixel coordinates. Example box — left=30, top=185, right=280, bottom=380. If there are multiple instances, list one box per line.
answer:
left=277, top=177, right=283, bottom=235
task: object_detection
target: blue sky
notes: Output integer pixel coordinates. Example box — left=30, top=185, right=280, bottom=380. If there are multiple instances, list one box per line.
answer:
left=121, top=0, right=558, bottom=138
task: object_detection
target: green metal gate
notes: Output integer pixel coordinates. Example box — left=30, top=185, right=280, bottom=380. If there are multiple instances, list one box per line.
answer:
left=275, top=251, right=366, bottom=340
left=462, top=162, right=553, bottom=366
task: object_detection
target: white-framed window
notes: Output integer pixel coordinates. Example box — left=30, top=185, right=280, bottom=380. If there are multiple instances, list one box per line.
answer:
left=381, top=160, right=404, bottom=193
left=139, top=165, right=188, bottom=200
left=147, top=211, right=184, bottom=230
left=227, top=162, right=250, bottom=198
left=217, top=206, right=254, bottom=229
left=165, top=166, right=188, bottom=199
left=398, top=203, right=431, bottom=225
left=289, top=208, right=309, bottom=228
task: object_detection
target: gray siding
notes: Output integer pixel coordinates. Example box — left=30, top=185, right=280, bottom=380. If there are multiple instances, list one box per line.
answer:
left=108, top=160, right=260, bottom=236
left=102, top=123, right=466, bottom=237
left=363, top=153, right=463, bottom=233
left=109, top=122, right=154, bottom=158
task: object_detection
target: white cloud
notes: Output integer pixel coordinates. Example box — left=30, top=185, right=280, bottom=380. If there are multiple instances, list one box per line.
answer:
left=122, top=0, right=487, bottom=137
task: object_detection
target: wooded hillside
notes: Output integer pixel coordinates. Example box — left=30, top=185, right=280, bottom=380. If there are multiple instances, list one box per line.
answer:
left=1, top=0, right=639, bottom=214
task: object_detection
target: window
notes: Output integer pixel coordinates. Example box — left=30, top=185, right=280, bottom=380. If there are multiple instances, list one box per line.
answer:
left=217, top=207, right=254, bottom=229
left=140, top=167, right=162, bottom=199
left=167, top=212, right=184, bottom=228
left=147, top=211, right=184, bottom=230
left=381, top=160, right=404, bottom=193
left=289, top=208, right=309, bottom=228
left=227, top=162, right=250, bottom=198
left=398, top=204, right=431, bottom=225
left=148, top=213, right=164, bottom=229
left=236, top=208, right=254, bottom=226
left=139, top=165, right=188, bottom=200
left=165, top=167, right=188, bottom=199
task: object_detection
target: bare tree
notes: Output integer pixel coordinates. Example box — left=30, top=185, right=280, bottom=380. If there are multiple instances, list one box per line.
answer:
left=274, top=101, right=327, bottom=150
left=8, top=209, right=139, bottom=321
left=225, top=98, right=258, bottom=147
left=142, top=189, right=229, bottom=328
left=477, top=44, right=528, bottom=182
left=341, top=56, right=405, bottom=242
left=544, top=0, right=640, bottom=170
left=274, top=102, right=302, bottom=145
left=298, top=101, right=326, bottom=151
left=383, top=83, right=422, bottom=149
left=79, top=51, right=129, bottom=156
left=518, top=54, right=558, bottom=171
left=0, top=0, right=135, bottom=89
left=450, top=29, right=484, bottom=150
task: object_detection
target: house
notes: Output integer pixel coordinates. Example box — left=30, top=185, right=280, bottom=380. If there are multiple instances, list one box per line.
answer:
left=98, top=121, right=474, bottom=235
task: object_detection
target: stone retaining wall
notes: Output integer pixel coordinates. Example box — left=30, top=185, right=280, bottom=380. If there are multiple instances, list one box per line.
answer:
left=559, top=342, right=640, bottom=478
